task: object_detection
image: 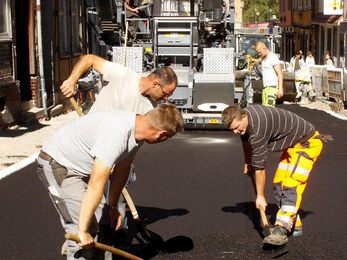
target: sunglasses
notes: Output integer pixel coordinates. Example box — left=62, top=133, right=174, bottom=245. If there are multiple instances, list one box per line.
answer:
left=158, top=84, right=172, bottom=98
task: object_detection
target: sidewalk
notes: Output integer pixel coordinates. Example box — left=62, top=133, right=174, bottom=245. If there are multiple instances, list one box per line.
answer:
left=0, top=110, right=79, bottom=174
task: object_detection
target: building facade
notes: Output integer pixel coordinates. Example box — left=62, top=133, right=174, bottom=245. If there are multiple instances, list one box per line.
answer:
left=279, top=0, right=345, bottom=67
left=0, top=0, right=87, bottom=127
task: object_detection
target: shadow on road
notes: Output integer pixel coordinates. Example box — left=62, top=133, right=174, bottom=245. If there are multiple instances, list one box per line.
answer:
left=110, top=227, right=193, bottom=259
left=1, top=121, right=47, bottom=137
left=110, top=206, right=193, bottom=259
left=222, top=202, right=314, bottom=239
left=128, top=206, right=189, bottom=226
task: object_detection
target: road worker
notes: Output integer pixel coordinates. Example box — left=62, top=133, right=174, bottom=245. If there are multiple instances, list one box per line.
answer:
left=36, top=103, right=183, bottom=259
left=222, top=105, right=331, bottom=245
left=60, top=54, right=177, bottom=246
left=255, top=42, right=283, bottom=107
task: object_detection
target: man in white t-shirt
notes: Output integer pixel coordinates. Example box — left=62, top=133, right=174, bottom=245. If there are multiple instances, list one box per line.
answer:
left=255, top=42, right=283, bottom=107
left=37, top=103, right=184, bottom=259
left=60, top=54, right=177, bottom=111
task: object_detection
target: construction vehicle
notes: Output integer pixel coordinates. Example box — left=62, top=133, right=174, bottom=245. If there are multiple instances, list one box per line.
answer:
left=87, top=1, right=295, bottom=129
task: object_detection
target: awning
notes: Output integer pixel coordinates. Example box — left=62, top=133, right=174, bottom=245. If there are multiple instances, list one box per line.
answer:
left=311, top=14, right=343, bottom=25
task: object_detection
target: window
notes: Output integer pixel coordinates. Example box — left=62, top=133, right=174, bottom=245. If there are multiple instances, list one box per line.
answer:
left=58, top=0, right=69, bottom=56
left=71, top=0, right=82, bottom=53
left=58, top=0, right=82, bottom=57
left=0, top=0, right=12, bottom=39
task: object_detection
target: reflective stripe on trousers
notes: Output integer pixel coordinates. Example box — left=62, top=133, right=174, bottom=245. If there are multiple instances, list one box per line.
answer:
left=262, top=86, right=278, bottom=107
left=273, top=131, right=323, bottom=231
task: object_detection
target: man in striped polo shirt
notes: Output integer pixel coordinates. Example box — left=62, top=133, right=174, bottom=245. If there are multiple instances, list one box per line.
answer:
left=222, top=105, right=327, bottom=245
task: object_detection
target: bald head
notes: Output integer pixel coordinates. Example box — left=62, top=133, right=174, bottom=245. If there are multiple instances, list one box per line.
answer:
left=255, top=41, right=269, bottom=58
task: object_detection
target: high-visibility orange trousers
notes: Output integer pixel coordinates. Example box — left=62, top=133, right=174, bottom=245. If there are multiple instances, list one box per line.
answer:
left=273, top=131, right=323, bottom=232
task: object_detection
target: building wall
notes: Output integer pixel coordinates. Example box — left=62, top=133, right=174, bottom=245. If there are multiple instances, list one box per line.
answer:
left=0, top=0, right=20, bottom=127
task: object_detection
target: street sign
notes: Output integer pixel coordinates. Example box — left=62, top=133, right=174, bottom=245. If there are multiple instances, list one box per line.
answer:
left=324, top=0, right=343, bottom=15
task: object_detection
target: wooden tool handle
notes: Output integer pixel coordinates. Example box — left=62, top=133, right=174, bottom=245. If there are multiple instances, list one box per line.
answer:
left=250, top=172, right=271, bottom=236
left=122, top=188, right=140, bottom=220
left=69, top=97, right=84, bottom=117
left=64, top=233, right=143, bottom=260
left=259, top=205, right=271, bottom=236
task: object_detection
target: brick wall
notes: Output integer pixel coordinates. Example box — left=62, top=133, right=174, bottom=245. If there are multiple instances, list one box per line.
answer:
left=30, top=76, right=42, bottom=107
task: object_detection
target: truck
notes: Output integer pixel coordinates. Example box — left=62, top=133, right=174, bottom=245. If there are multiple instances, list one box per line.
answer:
left=87, top=0, right=295, bottom=129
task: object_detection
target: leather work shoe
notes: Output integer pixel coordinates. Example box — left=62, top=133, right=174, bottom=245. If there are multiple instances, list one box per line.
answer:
left=263, top=226, right=288, bottom=245
left=270, top=227, right=303, bottom=237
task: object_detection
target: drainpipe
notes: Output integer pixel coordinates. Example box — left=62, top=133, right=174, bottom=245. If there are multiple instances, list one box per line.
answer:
left=36, top=0, right=48, bottom=119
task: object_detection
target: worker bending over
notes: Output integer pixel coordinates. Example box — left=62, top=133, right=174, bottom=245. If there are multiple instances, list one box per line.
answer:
left=222, top=105, right=331, bottom=245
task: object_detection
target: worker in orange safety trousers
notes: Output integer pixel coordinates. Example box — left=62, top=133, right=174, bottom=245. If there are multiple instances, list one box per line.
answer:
left=221, top=105, right=332, bottom=246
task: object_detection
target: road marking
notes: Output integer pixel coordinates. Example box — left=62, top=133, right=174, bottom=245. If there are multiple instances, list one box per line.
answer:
left=0, top=151, right=39, bottom=181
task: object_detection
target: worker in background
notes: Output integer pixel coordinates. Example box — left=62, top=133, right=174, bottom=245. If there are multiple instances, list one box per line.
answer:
left=255, top=42, right=283, bottom=107
left=305, top=51, right=315, bottom=66
left=289, top=51, right=306, bottom=99
left=222, top=105, right=331, bottom=246
left=37, top=103, right=184, bottom=259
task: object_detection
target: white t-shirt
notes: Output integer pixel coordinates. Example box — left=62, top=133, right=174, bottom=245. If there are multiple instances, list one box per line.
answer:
left=42, top=110, right=142, bottom=176
left=89, top=61, right=155, bottom=115
left=261, top=52, right=280, bottom=87
left=305, top=56, right=315, bottom=66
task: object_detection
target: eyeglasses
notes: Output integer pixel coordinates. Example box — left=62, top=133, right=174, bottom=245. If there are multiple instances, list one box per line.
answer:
left=158, top=84, right=172, bottom=98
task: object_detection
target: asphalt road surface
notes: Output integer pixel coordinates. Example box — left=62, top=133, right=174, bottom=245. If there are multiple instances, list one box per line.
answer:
left=1, top=104, right=346, bottom=259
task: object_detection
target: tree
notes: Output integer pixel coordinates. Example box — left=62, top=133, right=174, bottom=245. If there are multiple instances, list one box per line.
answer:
left=242, top=0, right=279, bottom=24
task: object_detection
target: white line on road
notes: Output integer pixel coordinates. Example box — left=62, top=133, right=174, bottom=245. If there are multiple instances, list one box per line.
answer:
left=0, top=151, right=39, bottom=181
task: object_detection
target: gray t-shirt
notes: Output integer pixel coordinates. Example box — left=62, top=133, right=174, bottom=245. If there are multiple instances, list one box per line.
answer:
left=42, top=110, right=142, bottom=176
left=89, top=61, right=155, bottom=115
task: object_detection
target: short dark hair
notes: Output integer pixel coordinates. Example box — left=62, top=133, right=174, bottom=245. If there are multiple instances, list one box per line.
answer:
left=221, top=106, right=245, bottom=128
left=149, top=67, right=178, bottom=87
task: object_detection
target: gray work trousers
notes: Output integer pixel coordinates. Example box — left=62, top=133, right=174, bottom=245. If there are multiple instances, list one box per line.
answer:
left=36, top=155, right=114, bottom=260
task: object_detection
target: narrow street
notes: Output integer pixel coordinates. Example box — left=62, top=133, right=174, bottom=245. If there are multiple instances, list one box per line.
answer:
left=1, top=104, right=346, bottom=259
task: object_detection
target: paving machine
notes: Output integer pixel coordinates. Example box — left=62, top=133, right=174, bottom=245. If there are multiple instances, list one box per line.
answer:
left=88, top=1, right=295, bottom=129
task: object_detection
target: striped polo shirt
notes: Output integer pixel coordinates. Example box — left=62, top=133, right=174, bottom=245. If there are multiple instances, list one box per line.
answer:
left=241, top=105, right=316, bottom=170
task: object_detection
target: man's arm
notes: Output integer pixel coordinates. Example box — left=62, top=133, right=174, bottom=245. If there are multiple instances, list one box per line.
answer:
left=274, top=64, right=284, bottom=99
left=60, top=54, right=107, bottom=97
left=254, top=168, right=267, bottom=210
left=108, top=157, right=134, bottom=230
left=77, top=158, right=111, bottom=248
left=125, top=0, right=138, bottom=13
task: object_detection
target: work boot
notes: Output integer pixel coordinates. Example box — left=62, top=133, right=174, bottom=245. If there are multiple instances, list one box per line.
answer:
left=263, top=226, right=288, bottom=245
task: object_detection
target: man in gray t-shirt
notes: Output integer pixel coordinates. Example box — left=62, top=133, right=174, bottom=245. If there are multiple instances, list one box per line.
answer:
left=60, top=54, right=178, bottom=240
left=37, top=103, right=183, bottom=259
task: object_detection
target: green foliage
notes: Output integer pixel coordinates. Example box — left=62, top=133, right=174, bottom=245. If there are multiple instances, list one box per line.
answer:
left=242, top=0, right=279, bottom=23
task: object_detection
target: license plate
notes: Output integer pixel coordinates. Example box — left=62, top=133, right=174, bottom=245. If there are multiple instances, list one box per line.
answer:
left=208, top=119, right=219, bottom=125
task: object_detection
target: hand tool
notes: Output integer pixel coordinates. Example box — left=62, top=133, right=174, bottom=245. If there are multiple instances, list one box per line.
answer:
left=69, top=96, right=164, bottom=246
left=64, top=233, right=143, bottom=260
left=249, top=171, right=271, bottom=236
left=122, top=188, right=164, bottom=247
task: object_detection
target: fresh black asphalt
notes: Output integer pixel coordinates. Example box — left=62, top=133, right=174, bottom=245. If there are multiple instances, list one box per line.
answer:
left=1, top=104, right=346, bottom=259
